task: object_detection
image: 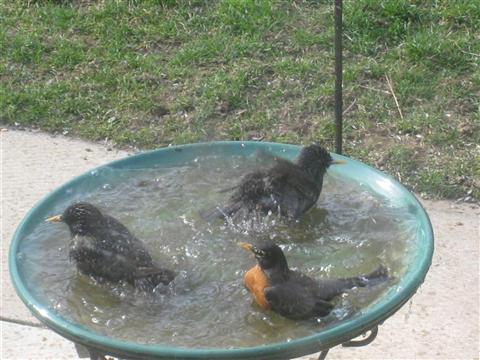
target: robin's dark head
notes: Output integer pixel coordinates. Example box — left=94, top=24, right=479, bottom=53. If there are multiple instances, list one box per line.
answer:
left=296, top=144, right=345, bottom=180
left=240, top=241, right=289, bottom=273
left=46, top=202, right=104, bottom=236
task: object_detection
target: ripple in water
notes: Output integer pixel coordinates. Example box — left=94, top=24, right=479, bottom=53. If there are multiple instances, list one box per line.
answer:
left=18, top=155, right=417, bottom=348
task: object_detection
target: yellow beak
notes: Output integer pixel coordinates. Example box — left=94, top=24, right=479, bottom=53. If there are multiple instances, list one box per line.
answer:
left=46, top=214, right=63, bottom=222
left=239, top=242, right=253, bottom=252
left=330, top=159, right=346, bottom=165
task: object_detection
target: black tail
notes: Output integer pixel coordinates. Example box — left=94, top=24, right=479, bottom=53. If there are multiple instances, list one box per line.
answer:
left=200, top=201, right=243, bottom=222
left=134, top=267, right=175, bottom=290
left=318, top=265, right=390, bottom=301
left=355, top=265, right=390, bottom=287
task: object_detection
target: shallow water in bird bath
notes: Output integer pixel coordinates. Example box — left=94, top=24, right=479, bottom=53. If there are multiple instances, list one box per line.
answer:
left=17, top=153, right=418, bottom=348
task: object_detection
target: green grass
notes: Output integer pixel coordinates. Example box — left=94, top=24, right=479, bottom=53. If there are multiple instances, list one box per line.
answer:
left=1, top=0, right=479, bottom=201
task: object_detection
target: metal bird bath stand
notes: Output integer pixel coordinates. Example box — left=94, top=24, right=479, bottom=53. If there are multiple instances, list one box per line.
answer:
left=70, top=327, right=381, bottom=360
left=9, top=1, right=434, bottom=360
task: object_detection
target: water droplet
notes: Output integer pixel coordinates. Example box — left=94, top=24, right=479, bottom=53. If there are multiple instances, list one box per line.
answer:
left=102, top=183, right=112, bottom=190
left=90, top=170, right=99, bottom=176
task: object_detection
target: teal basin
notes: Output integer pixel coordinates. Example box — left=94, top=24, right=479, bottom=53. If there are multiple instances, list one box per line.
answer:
left=9, top=141, right=434, bottom=359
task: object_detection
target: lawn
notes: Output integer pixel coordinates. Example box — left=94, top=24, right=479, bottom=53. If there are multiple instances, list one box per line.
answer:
left=1, top=0, right=479, bottom=201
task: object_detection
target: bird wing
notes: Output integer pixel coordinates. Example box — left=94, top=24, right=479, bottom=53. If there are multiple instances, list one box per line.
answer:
left=202, top=155, right=319, bottom=221
left=69, top=216, right=174, bottom=288
left=199, top=201, right=244, bottom=222
left=266, top=160, right=320, bottom=218
left=69, top=237, right=139, bottom=283
left=264, top=281, right=333, bottom=320
left=216, top=149, right=279, bottom=194
left=263, top=265, right=390, bottom=320
left=202, top=170, right=273, bottom=221
left=134, top=266, right=175, bottom=289
left=314, top=265, right=390, bottom=301
left=314, top=278, right=360, bottom=301
left=274, top=160, right=319, bottom=199
left=101, top=215, right=154, bottom=267
left=72, top=231, right=174, bottom=287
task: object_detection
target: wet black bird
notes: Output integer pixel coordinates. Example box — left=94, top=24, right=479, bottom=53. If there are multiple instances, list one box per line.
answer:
left=203, top=144, right=344, bottom=222
left=46, top=202, right=175, bottom=290
left=240, top=242, right=389, bottom=320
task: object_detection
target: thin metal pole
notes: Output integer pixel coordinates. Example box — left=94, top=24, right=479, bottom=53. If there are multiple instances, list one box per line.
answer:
left=318, top=349, right=330, bottom=360
left=334, top=0, right=343, bottom=154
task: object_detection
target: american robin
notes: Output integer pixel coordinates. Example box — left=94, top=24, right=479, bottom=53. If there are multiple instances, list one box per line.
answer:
left=240, top=242, right=389, bottom=320
left=203, top=144, right=344, bottom=222
left=46, top=202, right=175, bottom=290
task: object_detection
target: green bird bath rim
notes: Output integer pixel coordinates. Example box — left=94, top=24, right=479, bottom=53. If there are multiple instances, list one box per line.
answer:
left=9, top=141, right=434, bottom=360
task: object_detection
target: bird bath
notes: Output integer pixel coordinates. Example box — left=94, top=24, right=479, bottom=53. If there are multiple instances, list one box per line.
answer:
left=9, top=141, right=433, bottom=360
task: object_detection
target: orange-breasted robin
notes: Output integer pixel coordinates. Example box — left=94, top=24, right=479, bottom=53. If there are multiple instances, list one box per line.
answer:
left=203, top=144, right=344, bottom=222
left=240, top=241, right=389, bottom=320
left=46, top=202, right=175, bottom=290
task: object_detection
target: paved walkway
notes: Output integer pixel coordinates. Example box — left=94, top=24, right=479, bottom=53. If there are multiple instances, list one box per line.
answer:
left=1, top=129, right=479, bottom=359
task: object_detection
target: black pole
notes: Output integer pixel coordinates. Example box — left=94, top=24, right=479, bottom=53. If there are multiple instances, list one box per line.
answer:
left=334, top=0, right=343, bottom=154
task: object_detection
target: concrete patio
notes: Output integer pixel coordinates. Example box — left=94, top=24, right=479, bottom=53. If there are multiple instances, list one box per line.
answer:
left=1, top=129, right=478, bottom=359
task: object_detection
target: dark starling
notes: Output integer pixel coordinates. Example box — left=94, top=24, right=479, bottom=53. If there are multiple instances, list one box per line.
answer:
left=240, top=242, right=389, bottom=320
left=46, top=202, right=175, bottom=290
left=203, top=144, right=344, bottom=222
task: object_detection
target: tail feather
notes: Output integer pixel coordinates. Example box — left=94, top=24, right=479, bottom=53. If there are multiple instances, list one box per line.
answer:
left=200, top=201, right=243, bottom=222
left=356, top=265, right=390, bottom=287
left=134, top=266, right=175, bottom=290
left=318, top=265, right=390, bottom=301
